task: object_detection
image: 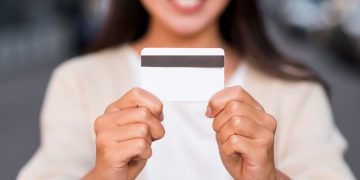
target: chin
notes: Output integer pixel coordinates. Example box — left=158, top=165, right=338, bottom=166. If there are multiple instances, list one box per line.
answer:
left=172, top=26, right=204, bottom=37
left=164, top=18, right=209, bottom=37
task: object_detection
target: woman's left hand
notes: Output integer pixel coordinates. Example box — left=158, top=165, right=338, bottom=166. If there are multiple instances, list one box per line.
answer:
left=206, top=86, right=288, bottom=180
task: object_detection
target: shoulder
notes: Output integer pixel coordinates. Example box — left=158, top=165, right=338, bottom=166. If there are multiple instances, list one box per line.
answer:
left=52, top=44, right=132, bottom=79
left=44, top=45, right=137, bottom=120
left=246, top=63, right=326, bottom=96
left=275, top=75, right=325, bottom=101
left=244, top=64, right=328, bottom=114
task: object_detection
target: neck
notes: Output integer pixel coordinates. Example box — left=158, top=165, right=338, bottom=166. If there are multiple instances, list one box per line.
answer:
left=132, top=18, right=241, bottom=82
left=135, top=17, right=227, bottom=49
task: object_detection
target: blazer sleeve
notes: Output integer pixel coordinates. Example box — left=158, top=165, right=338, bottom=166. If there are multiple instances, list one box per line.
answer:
left=17, top=62, right=95, bottom=180
left=276, top=83, right=356, bottom=179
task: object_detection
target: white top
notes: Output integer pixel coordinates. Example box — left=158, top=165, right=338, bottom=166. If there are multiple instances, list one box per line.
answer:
left=135, top=48, right=246, bottom=179
left=17, top=45, right=356, bottom=180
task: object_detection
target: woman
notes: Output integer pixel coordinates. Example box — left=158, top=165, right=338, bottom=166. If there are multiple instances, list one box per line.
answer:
left=18, top=0, right=355, bottom=179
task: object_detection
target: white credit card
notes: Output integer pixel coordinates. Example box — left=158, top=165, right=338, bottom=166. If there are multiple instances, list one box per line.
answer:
left=140, top=48, right=224, bottom=101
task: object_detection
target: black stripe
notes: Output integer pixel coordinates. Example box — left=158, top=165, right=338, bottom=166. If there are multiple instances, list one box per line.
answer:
left=141, top=56, right=224, bottom=68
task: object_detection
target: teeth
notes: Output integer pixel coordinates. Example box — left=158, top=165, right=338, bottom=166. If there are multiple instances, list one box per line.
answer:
left=173, top=0, right=201, bottom=8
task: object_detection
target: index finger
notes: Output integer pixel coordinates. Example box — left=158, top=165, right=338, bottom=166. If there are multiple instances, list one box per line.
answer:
left=207, top=86, right=264, bottom=118
left=105, top=87, right=163, bottom=120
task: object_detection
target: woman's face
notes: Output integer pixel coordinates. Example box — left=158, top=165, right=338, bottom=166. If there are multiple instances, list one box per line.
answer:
left=141, top=0, right=230, bottom=37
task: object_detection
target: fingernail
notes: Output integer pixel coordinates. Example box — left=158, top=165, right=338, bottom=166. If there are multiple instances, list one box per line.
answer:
left=160, top=113, right=164, bottom=121
left=205, top=107, right=212, bottom=118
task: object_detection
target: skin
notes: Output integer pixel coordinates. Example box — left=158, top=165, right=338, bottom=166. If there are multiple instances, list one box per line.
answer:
left=84, top=0, right=290, bottom=179
left=207, top=86, right=289, bottom=180
left=84, top=88, right=165, bottom=180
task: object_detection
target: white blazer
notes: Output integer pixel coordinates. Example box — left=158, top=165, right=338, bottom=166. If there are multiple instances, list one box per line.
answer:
left=17, top=45, right=355, bottom=179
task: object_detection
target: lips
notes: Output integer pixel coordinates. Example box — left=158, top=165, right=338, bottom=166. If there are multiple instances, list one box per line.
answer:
left=169, top=0, right=205, bottom=13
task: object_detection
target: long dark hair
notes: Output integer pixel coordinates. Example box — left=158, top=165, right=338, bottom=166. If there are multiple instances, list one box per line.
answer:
left=89, top=0, right=321, bottom=82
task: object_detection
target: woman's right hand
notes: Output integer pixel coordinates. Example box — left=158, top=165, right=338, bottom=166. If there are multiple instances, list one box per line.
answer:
left=83, top=88, right=165, bottom=180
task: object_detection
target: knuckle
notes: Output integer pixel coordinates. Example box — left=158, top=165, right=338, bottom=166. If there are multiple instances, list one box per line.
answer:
left=212, top=121, right=220, bottom=132
left=220, top=144, right=229, bottom=156
left=217, top=132, right=227, bottom=144
left=135, top=139, right=148, bottom=151
left=228, top=101, right=240, bottom=113
left=139, top=108, right=152, bottom=120
left=231, top=117, right=248, bottom=135
left=136, top=123, right=149, bottom=137
left=230, top=116, right=243, bottom=129
left=215, top=133, right=221, bottom=142
left=105, top=103, right=118, bottom=113
left=229, top=135, right=239, bottom=146
left=130, top=87, right=143, bottom=96
left=233, top=86, right=245, bottom=97
left=142, top=146, right=153, bottom=160
left=265, top=114, right=277, bottom=131
left=208, top=100, right=216, bottom=112
left=94, top=115, right=105, bottom=134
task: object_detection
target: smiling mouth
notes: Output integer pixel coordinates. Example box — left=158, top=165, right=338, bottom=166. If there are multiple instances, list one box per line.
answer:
left=169, top=0, right=205, bottom=14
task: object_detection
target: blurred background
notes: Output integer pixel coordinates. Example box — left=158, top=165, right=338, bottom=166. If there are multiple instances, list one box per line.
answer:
left=0, top=0, right=359, bottom=179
